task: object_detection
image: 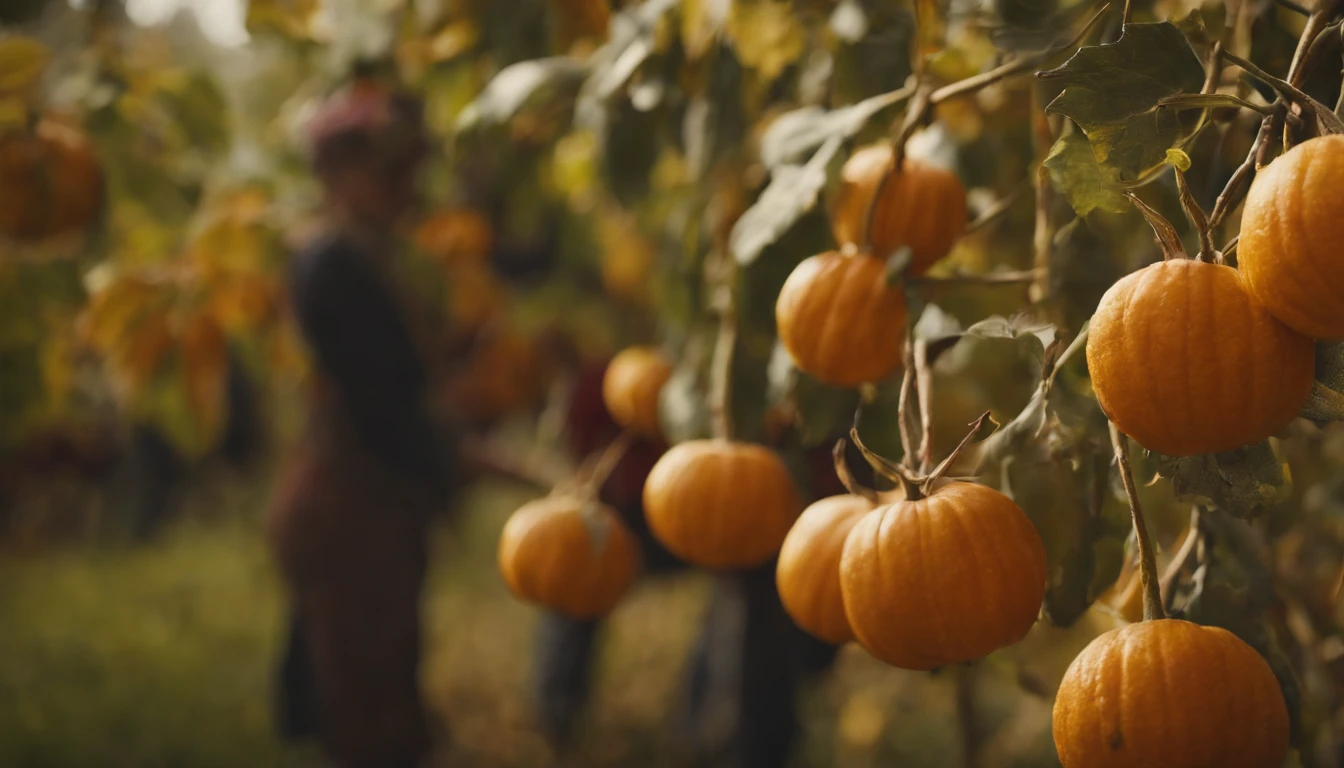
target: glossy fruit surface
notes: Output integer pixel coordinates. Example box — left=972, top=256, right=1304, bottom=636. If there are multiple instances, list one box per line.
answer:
left=643, top=439, right=801, bottom=569
left=0, top=119, right=104, bottom=242
left=840, top=481, right=1046, bottom=669
left=1053, top=619, right=1290, bottom=768
left=1238, top=134, right=1344, bottom=340
left=498, top=494, right=640, bottom=620
left=831, top=143, right=967, bottom=275
left=1086, top=259, right=1313, bottom=456
left=601, top=346, right=672, bottom=438
left=776, top=494, right=873, bottom=645
left=776, top=251, right=907, bottom=387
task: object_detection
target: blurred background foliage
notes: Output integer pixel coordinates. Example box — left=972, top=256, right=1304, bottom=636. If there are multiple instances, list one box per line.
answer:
left=2, top=0, right=1344, bottom=766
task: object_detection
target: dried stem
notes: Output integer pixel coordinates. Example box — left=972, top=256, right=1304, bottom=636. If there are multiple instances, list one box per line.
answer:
left=1160, top=506, right=1203, bottom=611
left=908, top=269, right=1043, bottom=288
left=1173, top=168, right=1215, bottom=261
left=1126, top=192, right=1187, bottom=261
left=897, top=358, right=920, bottom=473
left=834, top=439, right=880, bottom=505
left=915, top=341, right=935, bottom=474
left=1207, top=109, right=1279, bottom=231
left=923, top=411, right=996, bottom=495
left=709, top=301, right=737, bottom=441
left=1110, top=423, right=1166, bottom=622
left=963, top=179, right=1030, bottom=235
left=850, top=413, right=924, bottom=496
left=584, top=430, right=636, bottom=497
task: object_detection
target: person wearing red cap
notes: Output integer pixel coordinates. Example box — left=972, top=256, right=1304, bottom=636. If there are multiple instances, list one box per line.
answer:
left=266, top=77, right=448, bottom=768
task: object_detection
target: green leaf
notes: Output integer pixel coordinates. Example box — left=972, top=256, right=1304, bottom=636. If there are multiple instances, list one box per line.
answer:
left=1152, top=441, right=1291, bottom=521
left=1300, top=341, right=1344, bottom=422
left=1040, top=22, right=1204, bottom=182
left=1044, top=132, right=1130, bottom=217
left=730, top=135, right=844, bottom=266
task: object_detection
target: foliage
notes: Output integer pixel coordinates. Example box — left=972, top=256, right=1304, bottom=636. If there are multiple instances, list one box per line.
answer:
left=6, top=0, right=1344, bottom=764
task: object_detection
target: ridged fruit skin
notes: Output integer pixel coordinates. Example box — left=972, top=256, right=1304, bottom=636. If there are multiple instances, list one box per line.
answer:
left=1053, top=619, right=1290, bottom=768
left=602, top=346, right=673, bottom=438
left=830, top=143, right=968, bottom=275
left=776, top=494, right=873, bottom=645
left=0, top=119, right=104, bottom=242
left=1086, top=259, right=1314, bottom=457
left=498, top=495, right=641, bottom=620
left=643, top=439, right=802, bottom=569
left=1238, top=134, right=1344, bottom=340
left=839, top=482, right=1046, bottom=670
left=776, top=251, right=907, bottom=387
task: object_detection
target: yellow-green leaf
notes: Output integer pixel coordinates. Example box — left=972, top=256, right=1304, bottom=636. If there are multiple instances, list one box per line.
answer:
left=0, top=36, right=50, bottom=94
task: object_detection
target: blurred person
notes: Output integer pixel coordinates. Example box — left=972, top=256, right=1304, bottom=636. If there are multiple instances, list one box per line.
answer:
left=266, top=77, right=452, bottom=768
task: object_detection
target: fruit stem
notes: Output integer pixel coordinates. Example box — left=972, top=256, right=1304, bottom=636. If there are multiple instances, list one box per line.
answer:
left=849, top=414, right=924, bottom=499
left=583, top=430, right=635, bottom=500
left=922, top=411, right=995, bottom=495
left=833, top=439, right=880, bottom=505
left=897, top=356, right=920, bottom=472
left=1125, top=192, right=1187, bottom=261
left=915, top=340, right=936, bottom=474
left=709, top=259, right=738, bottom=442
left=1173, top=167, right=1216, bottom=262
left=1109, top=423, right=1166, bottom=621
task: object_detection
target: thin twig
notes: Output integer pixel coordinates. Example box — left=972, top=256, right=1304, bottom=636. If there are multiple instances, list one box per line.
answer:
left=956, top=664, right=983, bottom=768
left=1160, top=506, right=1203, bottom=612
left=964, top=179, right=1031, bottom=235
left=1110, top=423, right=1166, bottom=622
left=585, top=431, right=635, bottom=496
left=1207, top=109, right=1278, bottom=231
left=907, top=269, right=1043, bottom=287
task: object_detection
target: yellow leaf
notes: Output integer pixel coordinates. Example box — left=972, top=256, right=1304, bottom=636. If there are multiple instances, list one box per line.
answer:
left=0, top=95, right=28, bottom=130
left=1165, top=147, right=1192, bottom=171
left=425, top=19, right=479, bottom=62
left=0, top=36, right=50, bottom=95
left=413, top=208, right=494, bottom=264
left=724, top=1, right=806, bottom=83
left=178, top=310, right=228, bottom=446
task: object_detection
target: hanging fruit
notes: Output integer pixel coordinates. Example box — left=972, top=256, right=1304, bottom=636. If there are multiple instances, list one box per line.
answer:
left=1053, top=619, right=1289, bottom=768
left=601, top=345, right=672, bottom=439
left=1236, top=134, right=1344, bottom=340
left=840, top=479, right=1047, bottom=669
left=776, top=493, right=876, bottom=645
left=643, top=439, right=802, bottom=569
left=776, top=250, right=907, bottom=387
left=498, top=493, right=641, bottom=620
left=1086, top=258, right=1313, bottom=457
left=830, top=142, right=967, bottom=275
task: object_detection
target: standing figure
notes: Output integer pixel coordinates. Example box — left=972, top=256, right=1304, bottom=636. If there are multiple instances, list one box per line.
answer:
left=267, top=79, right=450, bottom=768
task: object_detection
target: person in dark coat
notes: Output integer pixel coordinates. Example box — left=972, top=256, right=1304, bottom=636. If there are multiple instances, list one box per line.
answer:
left=266, top=78, right=449, bottom=768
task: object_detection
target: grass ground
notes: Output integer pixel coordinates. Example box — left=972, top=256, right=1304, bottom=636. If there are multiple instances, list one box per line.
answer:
left=0, top=470, right=1104, bottom=768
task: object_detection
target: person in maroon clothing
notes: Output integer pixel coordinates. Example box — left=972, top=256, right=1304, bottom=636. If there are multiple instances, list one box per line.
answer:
left=267, top=78, right=450, bottom=768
